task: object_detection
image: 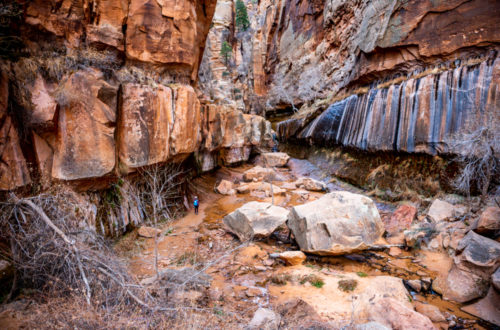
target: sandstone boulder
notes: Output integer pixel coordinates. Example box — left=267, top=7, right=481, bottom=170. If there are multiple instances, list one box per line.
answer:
left=287, top=191, right=384, bottom=255
left=455, top=231, right=500, bottom=276
left=461, top=287, right=500, bottom=326
left=261, top=152, right=290, bottom=167
left=223, top=202, right=289, bottom=241
left=444, top=231, right=500, bottom=303
left=118, top=83, right=172, bottom=170
left=169, top=85, right=202, bottom=157
left=138, top=226, right=162, bottom=238
left=236, top=182, right=286, bottom=196
left=474, top=206, right=500, bottom=236
left=242, top=166, right=275, bottom=182
left=427, top=199, right=466, bottom=222
left=366, top=298, right=436, bottom=330
left=51, top=69, right=117, bottom=181
left=215, top=180, right=235, bottom=195
left=278, top=251, right=307, bottom=266
left=384, top=205, right=417, bottom=235
left=414, top=302, right=446, bottom=322
left=247, top=308, right=280, bottom=330
left=295, top=177, right=327, bottom=192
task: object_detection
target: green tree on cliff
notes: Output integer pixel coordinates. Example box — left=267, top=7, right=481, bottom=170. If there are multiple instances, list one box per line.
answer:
left=220, top=41, right=232, bottom=66
left=235, top=0, right=250, bottom=31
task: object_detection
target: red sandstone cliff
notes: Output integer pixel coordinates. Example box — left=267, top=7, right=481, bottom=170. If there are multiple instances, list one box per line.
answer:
left=0, top=0, right=274, bottom=191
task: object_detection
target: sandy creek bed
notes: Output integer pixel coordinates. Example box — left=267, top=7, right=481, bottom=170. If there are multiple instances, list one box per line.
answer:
left=126, top=159, right=484, bottom=329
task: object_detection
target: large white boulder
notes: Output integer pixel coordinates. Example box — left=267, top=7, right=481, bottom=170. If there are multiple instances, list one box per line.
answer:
left=223, top=202, right=289, bottom=241
left=427, top=199, right=466, bottom=222
left=295, top=177, right=327, bottom=192
left=287, top=191, right=384, bottom=255
left=262, top=152, right=290, bottom=167
left=242, top=166, right=275, bottom=182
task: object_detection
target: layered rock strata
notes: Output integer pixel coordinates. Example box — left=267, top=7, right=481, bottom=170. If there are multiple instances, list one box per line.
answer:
left=200, top=0, right=500, bottom=155
left=278, top=57, right=500, bottom=154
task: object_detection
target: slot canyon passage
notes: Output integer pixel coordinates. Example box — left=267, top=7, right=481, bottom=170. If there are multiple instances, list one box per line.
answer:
left=0, top=0, right=500, bottom=328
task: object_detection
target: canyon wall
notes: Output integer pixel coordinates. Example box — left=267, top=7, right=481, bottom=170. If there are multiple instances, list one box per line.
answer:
left=0, top=0, right=274, bottom=191
left=200, top=0, right=500, bottom=153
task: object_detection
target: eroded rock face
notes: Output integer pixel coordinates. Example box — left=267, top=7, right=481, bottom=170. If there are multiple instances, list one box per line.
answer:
left=52, top=69, right=118, bottom=180
left=288, top=191, right=384, bottom=255
left=223, top=201, right=289, bottom=241
left=126, top=0, right=216, bottom=80
left=118, top=83, right=172, bottom=170
left=1, top=0, right=278, bottom=191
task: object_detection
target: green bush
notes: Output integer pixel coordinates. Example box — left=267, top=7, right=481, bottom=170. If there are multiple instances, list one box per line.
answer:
left=235, top=0, right=250, bottom=31
left=220, top=41, right=232, bottom=65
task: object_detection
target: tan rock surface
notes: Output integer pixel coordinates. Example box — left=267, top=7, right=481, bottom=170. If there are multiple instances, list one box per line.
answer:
left=278, top=251, right=306, bottom=266
left=118, top=83, right=172, bottom=170
left=288, top=191, right=384, bottom=255
left=52, top=69, right=117, bottom=180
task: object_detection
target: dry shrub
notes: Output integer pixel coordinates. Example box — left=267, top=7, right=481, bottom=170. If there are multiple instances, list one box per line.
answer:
left=0, top=188, right=226, bottom=328
left=445, top=108, right=500, bottom=201
left=0, top=192, right=151, bottom=309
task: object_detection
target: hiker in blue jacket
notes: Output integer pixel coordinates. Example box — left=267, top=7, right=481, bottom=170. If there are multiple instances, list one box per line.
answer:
left=194, top=196, right=199, bottom=215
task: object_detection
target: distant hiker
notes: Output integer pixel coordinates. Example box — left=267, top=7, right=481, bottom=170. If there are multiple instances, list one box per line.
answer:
left=194, top=196, right=199, bottom=215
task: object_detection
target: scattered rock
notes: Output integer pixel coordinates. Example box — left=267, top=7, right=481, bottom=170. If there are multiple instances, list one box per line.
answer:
left=245, top=287, right=263, bottom=297
left=444, top=264, right=489, bottom=303
left=215, top=180, right=235, bottom=195
left=277, top=298, right=330, bottom=329
left=223, top=202, right=289, bottom=241
left=158, top=267, right=212, bottom=290
left=278, top=251, right=307, bottom=266
left=461, top=287, right=500, bottom=326
left=384, top=205, right=417, bottom=235
left=289, top=189, right=310, bottom=201
left=455, top=231, right=500, bottom=276
left=386, top=233, right=405, bottom=245
left=236, top=184, right=250, bottom=194
left=444, top=231, right=500, bottom=303
left=237, top=182, right=286, bottom=196
left=242, top=166, right=275, bottom=182
left=427, top=199, right=466, bottom=222
left=366, top=298, right=436, bottom=330
left=388, top=246, right=403, bottom=257
left=247, top=308, right=280, bottom=330
left=414, top=302, right=446, bottom=322
left=295, top=177, right=327, bottom=192
left=406, top=279, right=422, bottom=292
left=288, top=191, right=384, bottom=255
left=421, top=277, right=432, bottom=291
left=261, top=152, right=290, bottom=167
left=138, top=226, right=162, bottom=238
left=474, top=206, right=500, bottom=236
left=432, top=277, right=446, bottom=295
left=403, top=227, right=427, bottom=248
